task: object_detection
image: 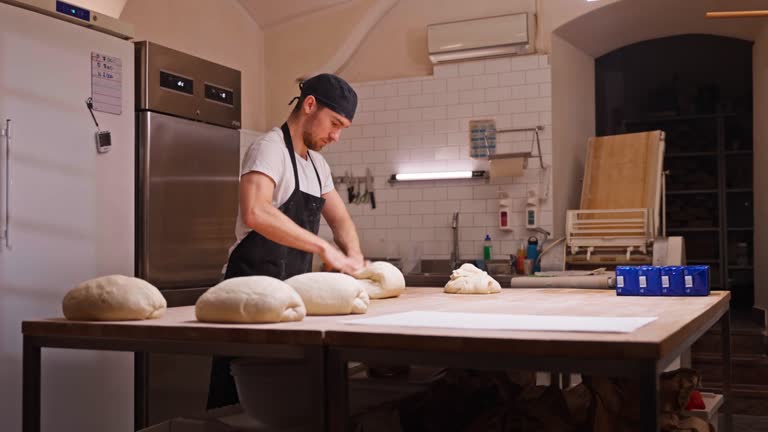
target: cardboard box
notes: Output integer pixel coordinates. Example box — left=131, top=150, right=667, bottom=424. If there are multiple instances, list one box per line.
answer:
left=683, top=265, right=710, bottom=296
left=615, top=266, right=639, bottom=296
left=661, top=266, right=685, bottom=296
left=638, top=266, right=661, bottom=296
left=617, top=265, right=710, bottom=296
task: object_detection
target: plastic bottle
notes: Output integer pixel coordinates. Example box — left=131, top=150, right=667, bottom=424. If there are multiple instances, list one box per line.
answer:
left=527, top=236, right=539, bottom=272
left=483, top=234, right=493, bottom=261
left=516, top=240, right=526, bottom=273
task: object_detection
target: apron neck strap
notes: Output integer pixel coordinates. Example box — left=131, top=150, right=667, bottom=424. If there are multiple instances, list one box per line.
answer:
left=307, top=152, right=322, bottom=192
left=281, top=122, right=323, bottom=193
left=281, top=122, right=301, bottom=190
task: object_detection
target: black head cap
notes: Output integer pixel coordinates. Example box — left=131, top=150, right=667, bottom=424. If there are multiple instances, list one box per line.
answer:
left=290, top=73, right=358, bottom=121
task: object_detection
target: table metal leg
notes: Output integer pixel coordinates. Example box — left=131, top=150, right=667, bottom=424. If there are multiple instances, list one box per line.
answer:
left=325, top=348, right=348, bottom=432
left=22, top=337, right=41, bottom=432
left=305, top=346, right=326, bottom=432
left=639, top=362, right=659, bottom=432
left=720, top=309, right=733, bottom=432
left=134, top=352, right=149, bottom=431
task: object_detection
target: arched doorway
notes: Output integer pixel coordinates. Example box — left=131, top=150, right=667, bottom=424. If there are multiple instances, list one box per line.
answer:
left=594, top=34, right=754, bottom=309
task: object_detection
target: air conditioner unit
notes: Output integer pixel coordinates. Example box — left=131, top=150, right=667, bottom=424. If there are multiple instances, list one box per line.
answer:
left=427, top=13, right=535, bottom=64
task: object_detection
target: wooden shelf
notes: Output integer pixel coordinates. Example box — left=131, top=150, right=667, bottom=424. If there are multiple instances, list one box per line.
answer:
left=667, top=227, right=719, bottom=232
left=725, top=150, right=753, bottom=156
left=666, top=189, right=718, bottom=195
left=728, top=227, right=753, bottom=231
left=666, top=151, right=717, bottom=158
left=728, top=266, right=754, bottom=271
left=726, top=188, right=752, bottom=193
left=624, top=112, right=740, bottom=124
left=689, top=259, right=720, bottom=264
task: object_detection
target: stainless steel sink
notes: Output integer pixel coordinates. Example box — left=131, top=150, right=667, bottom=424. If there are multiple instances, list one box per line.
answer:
left=405, top=259, right=515, bottom=287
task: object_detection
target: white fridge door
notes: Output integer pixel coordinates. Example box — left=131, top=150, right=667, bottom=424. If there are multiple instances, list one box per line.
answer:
left=0, top=3, right=135, bottom=431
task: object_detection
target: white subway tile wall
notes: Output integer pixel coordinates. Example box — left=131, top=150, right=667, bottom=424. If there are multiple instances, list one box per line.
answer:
left=321, top=55, right=553, bottom=265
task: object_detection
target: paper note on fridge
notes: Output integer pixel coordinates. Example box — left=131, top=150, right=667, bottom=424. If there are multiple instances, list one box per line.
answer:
left=343, top=311, right=657, bottom=333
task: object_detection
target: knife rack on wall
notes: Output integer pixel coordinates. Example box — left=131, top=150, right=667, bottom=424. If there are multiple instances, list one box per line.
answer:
left=332, top=168, right=376, bottom=208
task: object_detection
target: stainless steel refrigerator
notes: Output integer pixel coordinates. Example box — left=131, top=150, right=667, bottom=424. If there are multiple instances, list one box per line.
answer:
left=135, top=42, right=242, bottom=425
left=135, top=41, right=240, bottom=291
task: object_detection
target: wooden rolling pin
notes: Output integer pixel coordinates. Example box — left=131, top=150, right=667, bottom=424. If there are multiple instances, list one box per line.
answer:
left=706, top=10, right=768, bottom=18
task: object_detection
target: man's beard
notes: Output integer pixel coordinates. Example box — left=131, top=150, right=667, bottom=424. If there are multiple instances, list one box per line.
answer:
left=303, top=130, right=326, bottom=151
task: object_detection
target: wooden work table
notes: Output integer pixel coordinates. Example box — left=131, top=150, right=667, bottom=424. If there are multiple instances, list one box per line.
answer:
left=22, top=288, right=732, bottom=432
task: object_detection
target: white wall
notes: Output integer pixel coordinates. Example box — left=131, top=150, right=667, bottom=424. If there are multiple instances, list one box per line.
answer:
left=550, top=34, right=595, bottom=237
left=121, top=0, right=267, bottom=131
left=318, top=55, right=553, bottom=267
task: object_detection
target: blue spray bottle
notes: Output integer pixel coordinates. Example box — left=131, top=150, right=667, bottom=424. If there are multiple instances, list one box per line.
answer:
left=526, top=236, right=539, bottom=273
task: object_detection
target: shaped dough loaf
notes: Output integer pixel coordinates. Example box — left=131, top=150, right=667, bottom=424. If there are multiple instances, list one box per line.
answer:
left=353, top=261, right=406, bottom=299
left=195, top=276, right=306, bottom=323
left=285, top=272, right=369, bottom=315
left=63, top=275, right=167, bottom=321
left=444, top=263, right=501, bottom=294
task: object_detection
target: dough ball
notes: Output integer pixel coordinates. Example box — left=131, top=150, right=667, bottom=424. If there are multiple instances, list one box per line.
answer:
left=195, top=276, right=305, bottom=323
left=284, top=272, right=369, bottom=315
left=444, top=263, right=501, bottom=294
left=63, top=275, right=166, bottom=321
left=353, top=261, right=406, bottom=299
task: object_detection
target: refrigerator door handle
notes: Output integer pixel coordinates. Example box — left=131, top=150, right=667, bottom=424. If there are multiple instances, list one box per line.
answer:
left=1, top=119, right=9, bottom=250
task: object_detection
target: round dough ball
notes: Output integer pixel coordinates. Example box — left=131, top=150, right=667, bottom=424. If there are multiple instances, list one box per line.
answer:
left=63, top=275, right=166, bottom=321
left=195, top=276, right=306, bottom=324
left=353, top=261, right=406, bottom=299
left=284, top=272, right=369, bottom=315
left=444, top=263, right=501, bottom=294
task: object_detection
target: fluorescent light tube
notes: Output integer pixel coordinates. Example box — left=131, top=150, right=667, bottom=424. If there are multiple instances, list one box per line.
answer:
left=390, top=170, right=487, bottom=182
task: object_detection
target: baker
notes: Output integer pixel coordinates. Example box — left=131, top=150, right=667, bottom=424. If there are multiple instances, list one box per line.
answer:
left=208, top=73, right=365, bottom=409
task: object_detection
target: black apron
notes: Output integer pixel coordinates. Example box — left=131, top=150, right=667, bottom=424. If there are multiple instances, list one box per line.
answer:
left=207, top=122, right=326, bottom=409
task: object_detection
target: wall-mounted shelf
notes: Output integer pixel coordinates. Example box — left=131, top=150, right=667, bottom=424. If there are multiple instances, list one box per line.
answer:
left=477, top=125, right=546, bottom=169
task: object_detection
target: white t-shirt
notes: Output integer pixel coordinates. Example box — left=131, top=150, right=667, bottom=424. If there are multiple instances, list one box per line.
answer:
left=227, top=127, right=334, bottom=260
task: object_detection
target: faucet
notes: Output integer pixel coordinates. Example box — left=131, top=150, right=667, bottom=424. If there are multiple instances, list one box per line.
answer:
left=449, top=211, right=460, bottom=270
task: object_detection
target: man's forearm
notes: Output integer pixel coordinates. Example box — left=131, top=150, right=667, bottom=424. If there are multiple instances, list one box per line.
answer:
left=332, top=219, right=362, bottom=258
left=245, top=204, right=328, bottom=255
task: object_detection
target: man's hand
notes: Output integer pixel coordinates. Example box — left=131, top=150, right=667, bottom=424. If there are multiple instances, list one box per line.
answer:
left=348, top=251, right=366, bottom=270
left=321, top=243, right=364, bottom=275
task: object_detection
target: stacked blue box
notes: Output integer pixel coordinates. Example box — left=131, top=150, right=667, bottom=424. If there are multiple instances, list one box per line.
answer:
left=638, top=266, right=661, bottom=296
left=683, top=265, right=710, bottom=296
left=615, top=266, right=640, bottom=296
left=615, top=265, right=710, bottom=296
left=660, top=266, right=685, bottom=296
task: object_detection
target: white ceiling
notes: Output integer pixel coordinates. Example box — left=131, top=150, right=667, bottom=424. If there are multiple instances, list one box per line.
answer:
left=238, top=0, right=353, bottom=29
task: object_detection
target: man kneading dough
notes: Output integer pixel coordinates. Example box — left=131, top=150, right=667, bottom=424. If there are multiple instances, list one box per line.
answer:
left=209, top=73, right=366, bottom=410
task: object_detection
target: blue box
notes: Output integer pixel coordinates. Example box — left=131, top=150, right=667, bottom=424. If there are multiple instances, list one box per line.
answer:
left=615, top=266, right=640, bottom=296
left=683, top=265, right=710, bottom=296
left=637, top=266, right=662, bottom=296
left=661, top=266, right=685, bottom=296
